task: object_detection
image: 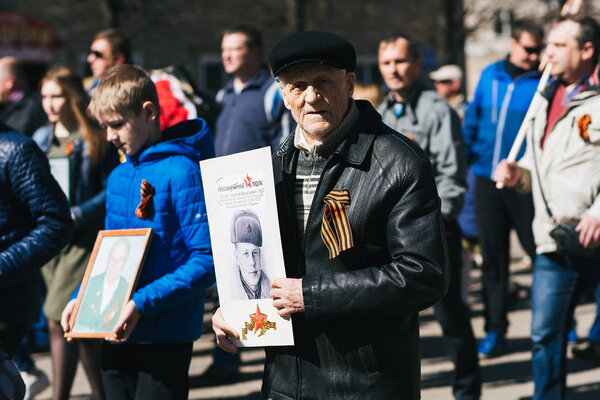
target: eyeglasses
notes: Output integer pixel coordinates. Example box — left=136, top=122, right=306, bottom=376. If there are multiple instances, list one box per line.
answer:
left=89, top=50, right=105, bottom=59
left=434, top=80, right=453, bottom=85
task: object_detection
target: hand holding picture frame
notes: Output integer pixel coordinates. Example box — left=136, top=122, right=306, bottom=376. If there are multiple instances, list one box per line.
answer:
left=65, top=228, right=153, bottom=339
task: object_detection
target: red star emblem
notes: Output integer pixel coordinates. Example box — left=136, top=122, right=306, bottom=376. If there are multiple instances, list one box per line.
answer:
left=244, top=174, right=252, bottom=188
left=250, top=304, right=266, bottom=332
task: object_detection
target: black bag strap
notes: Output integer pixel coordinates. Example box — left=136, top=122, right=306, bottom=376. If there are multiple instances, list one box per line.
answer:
left=529, top=130, right=558, bottom=225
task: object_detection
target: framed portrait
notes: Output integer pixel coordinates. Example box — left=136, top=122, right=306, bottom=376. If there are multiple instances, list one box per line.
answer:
left=65, top=228, right=153, bottom=339
left=48, top=157, right=71, bottom=202
left=200, top=147, right=294, bottom=347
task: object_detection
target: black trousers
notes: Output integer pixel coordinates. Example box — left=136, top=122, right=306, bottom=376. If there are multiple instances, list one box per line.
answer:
left=474, top=176, right=536, bottom=334
left=101, top=341, right=193, bottom=400
left=433, top=219, right=481, bottom=400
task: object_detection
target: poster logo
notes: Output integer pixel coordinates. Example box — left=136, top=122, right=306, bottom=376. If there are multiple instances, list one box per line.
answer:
left=241, top=304, right=277, bottom=340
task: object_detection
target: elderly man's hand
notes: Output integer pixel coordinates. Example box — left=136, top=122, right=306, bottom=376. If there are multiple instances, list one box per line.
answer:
left=270, top=278, right=304, bottom=317
left=212, top=308, right=239, bottom=354
left=576, top=214, right=600, bottom=248
left=493, top=160, right=521, bottom=187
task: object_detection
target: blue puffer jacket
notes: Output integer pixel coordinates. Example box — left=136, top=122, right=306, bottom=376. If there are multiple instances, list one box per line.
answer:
left=105, top=119, right=215, bottom=342
left=463, top=60, right=541, bottom=179
left=0, top=125, right=74, bottom=322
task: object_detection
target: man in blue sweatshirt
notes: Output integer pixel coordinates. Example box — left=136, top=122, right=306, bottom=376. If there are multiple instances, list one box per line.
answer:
left=463, top=18, right=543, bottom=357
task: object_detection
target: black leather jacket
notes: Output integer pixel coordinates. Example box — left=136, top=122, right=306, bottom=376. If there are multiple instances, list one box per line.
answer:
left=264, top=101, right=449, bottom=399
left=0, top=125, right=74, bottom=322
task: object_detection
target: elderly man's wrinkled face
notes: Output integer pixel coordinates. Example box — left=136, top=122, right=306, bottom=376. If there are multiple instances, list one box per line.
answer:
left=278, top=63, right=355, bottom=141
left=235, top=242, right=262, bottom=288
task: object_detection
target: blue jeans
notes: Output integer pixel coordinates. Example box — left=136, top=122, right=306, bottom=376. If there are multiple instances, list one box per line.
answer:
left=531, top=253, right=599, bottom=400
left=588, top=282, right=600, bottom=343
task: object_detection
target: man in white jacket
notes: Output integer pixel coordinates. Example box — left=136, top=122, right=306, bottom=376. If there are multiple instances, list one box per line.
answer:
left=495, top=15, right=600, bottom=400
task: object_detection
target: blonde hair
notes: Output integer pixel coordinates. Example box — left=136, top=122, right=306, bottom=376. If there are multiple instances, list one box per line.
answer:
left=88, top=64, right=160, bottom=122
left=42, top=66, right=107, bottom=168
left=353, top=83, right=384, bottom=108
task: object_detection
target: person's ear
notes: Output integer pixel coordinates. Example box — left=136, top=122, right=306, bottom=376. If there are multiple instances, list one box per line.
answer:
left=346, top=72, right=356, bottom=97
left=2, top=76, right=15, bottom=93
left=581, top=41, right=595, bottom=62
left=141, top=101, right=157, bottom=122
left=114, top=53, right=126, bottom=65
left=280, top=86, right=292, bottom=111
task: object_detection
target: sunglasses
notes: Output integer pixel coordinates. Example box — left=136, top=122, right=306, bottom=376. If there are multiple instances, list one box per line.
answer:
left=521, top=44, right=542, bottom=55
left=89, top=50, right=105, bottom=59
left=435, top=80, right=453, bottom=84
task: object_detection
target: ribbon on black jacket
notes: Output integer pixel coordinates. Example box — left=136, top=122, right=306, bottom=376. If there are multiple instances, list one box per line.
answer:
left=321, top=188, right=354, bottom=259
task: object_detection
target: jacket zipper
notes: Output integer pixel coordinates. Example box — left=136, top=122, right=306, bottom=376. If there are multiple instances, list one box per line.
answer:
left=491, top=83, right=514, bottom=178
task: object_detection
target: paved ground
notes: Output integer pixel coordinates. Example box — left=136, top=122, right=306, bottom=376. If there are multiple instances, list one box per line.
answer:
left=29, top=246, right=600, bottom=399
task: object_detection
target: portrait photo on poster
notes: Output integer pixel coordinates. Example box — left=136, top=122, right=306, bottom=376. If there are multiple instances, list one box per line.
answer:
left=66, top=228, right=152, bottom=338
left=228, top=209, right=272, bottom=301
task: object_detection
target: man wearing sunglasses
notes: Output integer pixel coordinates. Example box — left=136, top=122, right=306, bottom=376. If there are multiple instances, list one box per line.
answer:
left=463, top=18, right=543, bottom=358
left=85, top=29, right=131, bottom=94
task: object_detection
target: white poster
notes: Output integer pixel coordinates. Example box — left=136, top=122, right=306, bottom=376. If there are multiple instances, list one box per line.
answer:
left=200, top=147, right=294, bottom=347
left=49, top=157, right=70, bottom=202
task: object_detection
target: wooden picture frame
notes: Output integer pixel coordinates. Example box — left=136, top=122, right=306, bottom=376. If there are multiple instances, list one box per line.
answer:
left=65, top=228, right=153, bottom=339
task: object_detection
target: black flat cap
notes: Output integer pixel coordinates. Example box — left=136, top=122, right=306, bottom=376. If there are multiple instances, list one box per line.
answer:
left=269, top=31, right=356, bottom=76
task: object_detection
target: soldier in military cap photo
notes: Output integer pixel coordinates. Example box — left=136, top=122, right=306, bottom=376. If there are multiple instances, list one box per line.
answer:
left=229, top=210, right=270, bottom=300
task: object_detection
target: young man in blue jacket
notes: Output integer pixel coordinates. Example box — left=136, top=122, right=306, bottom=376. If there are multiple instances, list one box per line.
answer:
left=463, top=19, right=543, bottom=357
left=62, top=64, right=215, bottom=399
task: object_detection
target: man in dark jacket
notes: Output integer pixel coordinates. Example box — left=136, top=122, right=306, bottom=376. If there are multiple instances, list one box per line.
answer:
left=377, top=34, right=480, bottom=399
left=0, top=123, right=74, bottom=356
left=0, top=57, right=47, bottom=137
left=212, top=31, right=448, bottom=399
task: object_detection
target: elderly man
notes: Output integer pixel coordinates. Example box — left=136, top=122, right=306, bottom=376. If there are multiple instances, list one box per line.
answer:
left=212, top=31, right=448, bottom=399
left=430, top=64, right=466, bottom=120
left=377, top=34, right=480, bottom=400
left=74, top=240, right=131, bottom=332
left=495, top=15, right=600, bottom=400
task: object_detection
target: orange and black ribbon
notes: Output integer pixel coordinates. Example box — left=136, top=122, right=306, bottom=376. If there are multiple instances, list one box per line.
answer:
left=65, top=141, right=73, bottom=156
left=135, top=179, right=155, bottom=219
left=321, top=189, right=354, bottom=259
left=578, top=114, right=591, bottom=141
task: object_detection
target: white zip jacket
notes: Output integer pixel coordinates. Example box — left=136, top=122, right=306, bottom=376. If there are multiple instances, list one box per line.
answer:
left=517, top=85, right=600, bottom=254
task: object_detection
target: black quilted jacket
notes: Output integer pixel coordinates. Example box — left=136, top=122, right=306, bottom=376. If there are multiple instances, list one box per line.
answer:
left=263, top=101, right=449, bottom=399
left=0, top=124, right=73, bottom=322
